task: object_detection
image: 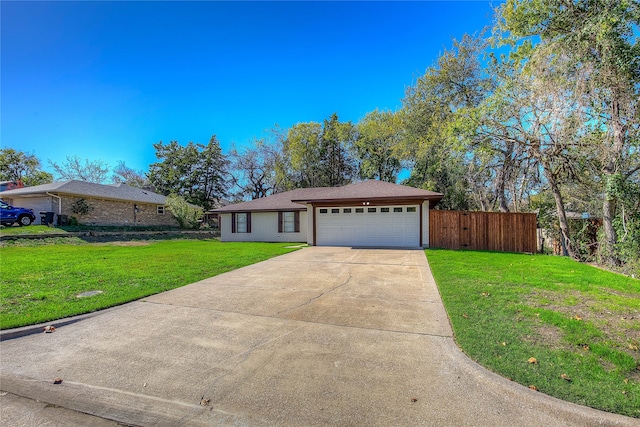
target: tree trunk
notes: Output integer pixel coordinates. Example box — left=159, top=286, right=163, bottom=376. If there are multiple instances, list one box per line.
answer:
left=495, top=142, right=514, bottom=212
left=545, top=165, right=577, bottom=259
left=601, top=97, right=624, bottom=265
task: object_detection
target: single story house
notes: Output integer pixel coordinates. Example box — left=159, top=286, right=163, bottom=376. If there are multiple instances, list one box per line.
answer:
left=214, top=180, right=443, bottom=248
left=0, top=180, right=179, bottom=227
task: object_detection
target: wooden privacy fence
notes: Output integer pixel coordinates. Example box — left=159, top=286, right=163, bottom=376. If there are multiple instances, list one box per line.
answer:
left=429, top=210, right=537, bottom=253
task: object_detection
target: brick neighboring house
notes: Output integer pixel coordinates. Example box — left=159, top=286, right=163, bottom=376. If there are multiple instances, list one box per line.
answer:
left=0, top=180, right=180, bottom=227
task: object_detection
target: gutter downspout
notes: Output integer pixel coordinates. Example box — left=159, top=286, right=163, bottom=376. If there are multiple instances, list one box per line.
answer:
left=46, top=192, right=62, bottom=215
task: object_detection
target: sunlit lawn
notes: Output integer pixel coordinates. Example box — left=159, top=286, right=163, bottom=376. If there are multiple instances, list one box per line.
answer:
left=427, top=249, right=640, bottom=418
left=0, top=240, right=298, bottom=329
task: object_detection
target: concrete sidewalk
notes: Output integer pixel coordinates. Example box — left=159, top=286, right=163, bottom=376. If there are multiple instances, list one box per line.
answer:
left=0, top=247, right=636, bottom=426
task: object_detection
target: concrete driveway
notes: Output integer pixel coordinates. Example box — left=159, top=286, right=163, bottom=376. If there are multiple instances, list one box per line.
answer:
left=0, top=247, right=635, bottom=426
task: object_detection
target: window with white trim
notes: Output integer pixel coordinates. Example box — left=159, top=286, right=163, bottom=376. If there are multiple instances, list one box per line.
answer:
left=157, top=206, right=165, bottom=214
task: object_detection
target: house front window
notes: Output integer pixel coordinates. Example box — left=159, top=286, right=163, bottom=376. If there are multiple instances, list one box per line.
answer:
left=231, top=212, right=251, bottom=233
left=157, top=206, right=165, bottom=214
left=236, top=213, right=248, bottom=233
left=278, top=211, right=300, bottom=233
left=283, top=212, right=295, bottom=232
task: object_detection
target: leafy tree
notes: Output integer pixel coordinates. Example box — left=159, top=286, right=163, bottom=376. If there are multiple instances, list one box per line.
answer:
left=112, top=161, right=148, bottom=188
left=401, top=35, right=493, bottom=210
left=279, top=122, right=323, bottom=189
left=479, top=61, right=585, bottom=258
left=165, top=194, right=203, bottom=229
left=49, top=155, right=110, bottom=183
left=318, top=113, right=357, bottom=187
left=148, top=136, right=229, bottom=210
left=0, top=148, right=53, bottom=186
left=496, top=0, right=640, bottom=263
left=354, top=109, right=404, bottom=182
left=229, top=139, right=279, bottom=200
left=278, top=114, right=357, bottom=189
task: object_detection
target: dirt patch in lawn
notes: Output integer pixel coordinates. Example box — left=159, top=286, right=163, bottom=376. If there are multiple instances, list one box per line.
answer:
left=527, top=289, right=640, bottom=358
left=522, top=324, right=566, bottom=351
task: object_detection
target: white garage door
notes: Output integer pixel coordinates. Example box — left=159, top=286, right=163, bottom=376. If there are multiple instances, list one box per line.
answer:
left=316, top=205, right=420, bottom=247
left=11, top=197, right=53, bottom=224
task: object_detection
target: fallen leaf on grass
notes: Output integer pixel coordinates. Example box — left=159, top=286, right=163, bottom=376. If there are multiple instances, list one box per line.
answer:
left=573, top=316, right=582, bottom=321
left=528, top=357, right=538, bottom=364
left=482, top=292, right=490, bottom=297
left=629, top=344, right=639, bottom=351
left=624, top=379, right=629, bottom=384
left=560, top=374, right=571, bottom=382
left=462, top=313, right=469, bottom=319
left=529, top=385, right=538, bottom=391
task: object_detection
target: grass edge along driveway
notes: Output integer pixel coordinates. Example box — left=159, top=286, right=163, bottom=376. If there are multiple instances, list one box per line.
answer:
left=426, top=248, right=640, bottom=418
left=0, top=240, right=299, bottom=330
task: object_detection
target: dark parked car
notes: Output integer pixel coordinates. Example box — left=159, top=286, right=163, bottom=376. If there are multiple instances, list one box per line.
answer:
left=0, top=199, right=36, bottom=226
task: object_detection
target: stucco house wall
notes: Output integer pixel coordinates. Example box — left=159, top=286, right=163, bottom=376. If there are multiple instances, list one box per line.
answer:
left=219, top=211, right=307, bottom=243
left=422, top=201, right=430, bottom=248
left=306, top=205, right=314, bottom=246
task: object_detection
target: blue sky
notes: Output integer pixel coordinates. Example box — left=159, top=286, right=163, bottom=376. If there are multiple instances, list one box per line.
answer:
left=2, top=1, right=498, bottom=178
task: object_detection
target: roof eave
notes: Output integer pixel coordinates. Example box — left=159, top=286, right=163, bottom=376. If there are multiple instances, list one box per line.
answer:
left=291, top=195, right=444, bottom=204
left=213, top=206, right=307, bottom=213
left=1, top=190, right=166, bottom=205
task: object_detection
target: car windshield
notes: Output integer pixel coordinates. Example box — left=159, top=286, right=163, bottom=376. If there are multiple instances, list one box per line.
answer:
left=0, top=201, right=9, bottom=209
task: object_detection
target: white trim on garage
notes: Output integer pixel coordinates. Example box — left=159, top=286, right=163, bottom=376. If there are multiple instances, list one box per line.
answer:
left=315, top=205, right=420, bottom=247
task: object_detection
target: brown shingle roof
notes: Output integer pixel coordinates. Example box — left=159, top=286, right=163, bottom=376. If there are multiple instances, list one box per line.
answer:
left=213, top=180, right=443, bottom=212
left=0, top=180, right=170, bottom=205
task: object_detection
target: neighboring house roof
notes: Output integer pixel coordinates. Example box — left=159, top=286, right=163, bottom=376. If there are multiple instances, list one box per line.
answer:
left=214, top=180, right=444, bottom=213
left=0, top=180, right=169, bottom=205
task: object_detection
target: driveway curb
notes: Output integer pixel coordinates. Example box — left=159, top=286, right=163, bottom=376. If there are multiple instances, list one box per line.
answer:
left=0, top=304, right=127, bottom=342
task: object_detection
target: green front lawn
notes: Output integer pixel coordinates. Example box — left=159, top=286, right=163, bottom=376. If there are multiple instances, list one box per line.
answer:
left=427, top=249, right=640, bottom=418
left=0, top=240, right=298, bottom=329
left=0, top=225, right=69, bottom=236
